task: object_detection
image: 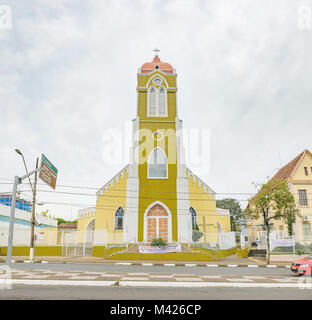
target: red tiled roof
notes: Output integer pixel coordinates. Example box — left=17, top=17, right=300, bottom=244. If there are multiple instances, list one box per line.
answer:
left=140, top=55, right=173, bottom=74
left=271, top=149, right=312, bottom=181
left=58, top=223, right=77, bottom=229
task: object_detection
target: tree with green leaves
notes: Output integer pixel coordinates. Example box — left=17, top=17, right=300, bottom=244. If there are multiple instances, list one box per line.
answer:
left=216, top=198, right=245, bottom=231
left=245, top=179, right=300, bottom=264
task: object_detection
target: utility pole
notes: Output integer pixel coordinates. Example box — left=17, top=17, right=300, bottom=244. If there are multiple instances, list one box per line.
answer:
left=30, top=157, right=39, bottom=261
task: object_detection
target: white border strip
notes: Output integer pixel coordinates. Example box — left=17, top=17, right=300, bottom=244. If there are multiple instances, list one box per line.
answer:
left=0, top=279, right=116, bottom=286
left=119, top=281, right=300, bottom=288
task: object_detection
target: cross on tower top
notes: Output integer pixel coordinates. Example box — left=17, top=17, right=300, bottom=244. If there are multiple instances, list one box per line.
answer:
left=153, top=48, right=160, bottom=56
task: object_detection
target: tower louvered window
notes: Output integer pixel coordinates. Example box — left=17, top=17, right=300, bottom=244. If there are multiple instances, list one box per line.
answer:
left=147, top=85, right=167, bottom=117
left=148, top=86, right=157, bottom=116
left=159, top=86, right=167, bottom=116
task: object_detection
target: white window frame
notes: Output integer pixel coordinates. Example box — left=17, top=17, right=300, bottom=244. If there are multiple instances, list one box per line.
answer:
left=114, top=207, right=124, bottom=230
left=147, top=85, right=168, bottom=117
left=147, top=147, right=168, bottom=179
left=190, top=207, right=198, bottom=230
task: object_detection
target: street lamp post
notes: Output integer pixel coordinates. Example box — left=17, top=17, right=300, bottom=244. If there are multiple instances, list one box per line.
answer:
left=6, top=150, right=40, bottom=265
left=6, top=167, right=40, bottom=266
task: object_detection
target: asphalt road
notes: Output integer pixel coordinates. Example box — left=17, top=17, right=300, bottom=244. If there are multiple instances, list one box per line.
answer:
left=0, top=263, right=310, bottom=300
left=1, top=262, right=292, bottom=276
left=0, top=285, right=311, bottom=300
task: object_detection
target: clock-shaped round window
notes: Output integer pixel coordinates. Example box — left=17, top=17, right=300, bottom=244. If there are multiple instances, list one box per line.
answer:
left=152, top=130, right=164, bottom=141
left=153, top=78, right=162, bottom=86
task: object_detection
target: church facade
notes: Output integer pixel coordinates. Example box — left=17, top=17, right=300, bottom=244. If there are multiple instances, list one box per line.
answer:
left=77, top=53, right=230, bottom=245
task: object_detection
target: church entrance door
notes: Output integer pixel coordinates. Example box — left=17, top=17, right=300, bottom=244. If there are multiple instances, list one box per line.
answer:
left=146, top=204, right=168, bottom=242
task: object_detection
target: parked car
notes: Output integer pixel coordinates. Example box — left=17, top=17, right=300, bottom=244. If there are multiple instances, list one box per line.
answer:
left=291, top=255, right=312, bottom=276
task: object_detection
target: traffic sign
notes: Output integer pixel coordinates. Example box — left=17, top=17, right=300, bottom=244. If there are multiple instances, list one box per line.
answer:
left=39, top=154, right=58, bottom=189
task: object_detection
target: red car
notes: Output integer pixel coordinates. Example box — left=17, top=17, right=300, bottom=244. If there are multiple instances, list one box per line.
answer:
left=291, top=255, right=312, bottom=276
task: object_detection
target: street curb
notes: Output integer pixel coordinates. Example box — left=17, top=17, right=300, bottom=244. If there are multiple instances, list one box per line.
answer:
left=3, top=260, right=290, bottom=268
left=111, top=263, right=290, bottom=268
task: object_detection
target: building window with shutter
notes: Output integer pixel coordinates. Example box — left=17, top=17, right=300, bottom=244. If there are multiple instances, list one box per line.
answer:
left=303, top=223, right=312, bottom=239
left=299, top=190, right=308, bottom=206
left=148, top=86, right=157, bottom=116
left=158, top=86, right=167, bottom=116
left=147, top=85, right=167, bottom=117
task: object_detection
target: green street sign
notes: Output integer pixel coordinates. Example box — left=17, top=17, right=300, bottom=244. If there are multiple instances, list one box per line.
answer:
left=39, top=154, right=58, bottom=189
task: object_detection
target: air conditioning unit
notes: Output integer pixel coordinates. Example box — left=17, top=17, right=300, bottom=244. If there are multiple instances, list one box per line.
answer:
left=303, top=216, right=311, bottom=222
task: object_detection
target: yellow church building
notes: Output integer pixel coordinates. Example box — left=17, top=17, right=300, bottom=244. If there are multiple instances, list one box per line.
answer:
left=77, top=52, right=230, bottom=247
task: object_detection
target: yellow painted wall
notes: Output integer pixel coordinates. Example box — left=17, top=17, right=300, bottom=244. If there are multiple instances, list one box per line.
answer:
left=217, top=216, right=231, bottom=233
left=37, top=227, right=58, bottom=245
left=95, top=170, right=128, bottom=243
left=290, top=152, right=312, bottom=242
left=0, top=246, right=62, bottom=256
left=188, top=177, right=218, bottom=235
left=77, top=212, right=95, bottom=243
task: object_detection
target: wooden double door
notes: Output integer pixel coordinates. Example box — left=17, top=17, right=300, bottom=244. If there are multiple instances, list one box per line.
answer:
left=146, top=204, right=168, bottom=242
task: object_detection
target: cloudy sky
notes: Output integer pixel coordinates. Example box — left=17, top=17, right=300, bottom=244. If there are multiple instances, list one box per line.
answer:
left=0, top=0, right=311, bottom=220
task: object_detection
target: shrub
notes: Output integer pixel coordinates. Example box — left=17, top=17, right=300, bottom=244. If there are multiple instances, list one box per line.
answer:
left=192, top=230, right=203, bottom=243
left=151, top=238, right=167, bottom=247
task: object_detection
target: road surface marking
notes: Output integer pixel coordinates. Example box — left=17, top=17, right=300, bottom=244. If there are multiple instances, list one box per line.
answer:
left=206, top=264, right=218, bottom=267
left=127, top=272, right=149, bottom=276
left=118, top=281, right=300, bottom=288
left=201, top=275, right=222, bottom=279
left=227, top=265, right=238, bottom=267
left=19, top=275, right=51, bottom=279
left=149, top=275, right=174, bottom=279
left=121, top=277, right=149, bottom=281
left=175, top=277, right=203, bottom=282
left=227, top=278, right=254, bottom=282
left=185, top=264, right=197, bottom=267
left=69, top=276, right=98, bottom=280
left=248, top=265, right=259, bottom=268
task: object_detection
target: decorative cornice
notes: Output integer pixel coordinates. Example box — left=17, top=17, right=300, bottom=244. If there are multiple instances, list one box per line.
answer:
left=186, top=167, right=216, bottom=196
left=96, top=165, right=129, bottom=198
left=78, top=207, right=96, bottom=219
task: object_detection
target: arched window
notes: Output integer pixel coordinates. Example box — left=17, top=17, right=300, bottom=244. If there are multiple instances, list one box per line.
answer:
left=147, top=85, right=167, bottom=117
left=217, top=222, right=223, bottom=234
left=158, top=86, right=167, bottom=116
left=115, top=207, right=124, bottom=230
left=190, top=207, right=197, bottom=230
left=148, top=86, right=157, bottom=116
left=148, top=147, right=168, bottom=178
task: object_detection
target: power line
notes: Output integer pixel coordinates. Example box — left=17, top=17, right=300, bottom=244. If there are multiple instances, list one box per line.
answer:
left=18, top=188, right=254, bottom=202
left=42, top=201, right=231, bottom=215
left=0, top=177, right=256, bottom=195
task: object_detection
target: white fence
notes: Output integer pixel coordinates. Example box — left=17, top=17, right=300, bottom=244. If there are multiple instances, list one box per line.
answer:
left=1, top=227, right=239, bottom=256
left=257, top=231, right=296, bottom=253
left=187, top=231, right=236, bottom=250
